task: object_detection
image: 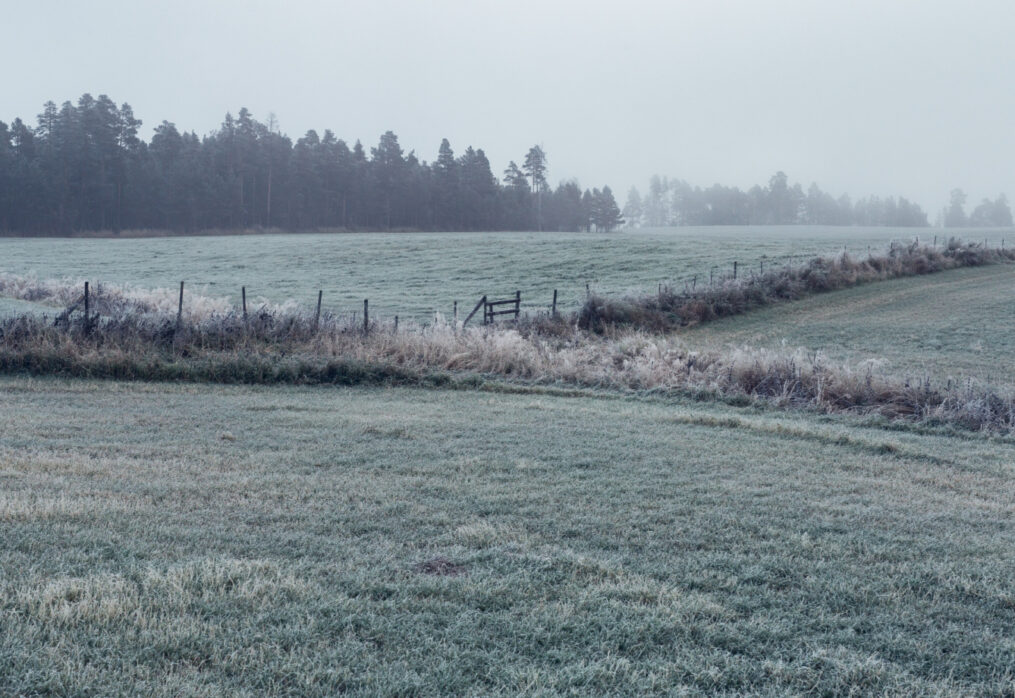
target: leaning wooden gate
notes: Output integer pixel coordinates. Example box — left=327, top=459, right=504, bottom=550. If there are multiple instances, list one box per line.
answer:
left=462, top=291, right=521, bottom=326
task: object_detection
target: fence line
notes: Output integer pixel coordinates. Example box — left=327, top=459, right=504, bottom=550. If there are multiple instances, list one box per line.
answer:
left=49, top=236, right=987, bottom=333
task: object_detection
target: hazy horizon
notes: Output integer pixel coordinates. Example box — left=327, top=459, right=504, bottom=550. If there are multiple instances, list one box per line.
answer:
left=4, top=0, right=1014, bottom=215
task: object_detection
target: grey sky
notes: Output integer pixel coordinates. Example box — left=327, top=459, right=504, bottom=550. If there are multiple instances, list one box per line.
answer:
left=5, top=0, right=1014, bottom=215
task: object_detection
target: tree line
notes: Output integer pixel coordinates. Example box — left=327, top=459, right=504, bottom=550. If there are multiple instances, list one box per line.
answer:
left=0, top=94, right=623, bottom=235
left=623, top=172, right=932, bottom=227
left=941, top=189, right=1013, bottom=228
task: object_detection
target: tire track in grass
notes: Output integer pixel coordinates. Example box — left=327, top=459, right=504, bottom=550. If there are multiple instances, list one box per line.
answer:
left=660, top=413, right=951, bottom=466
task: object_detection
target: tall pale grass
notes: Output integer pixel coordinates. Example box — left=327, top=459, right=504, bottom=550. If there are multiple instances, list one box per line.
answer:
left=0, top=273, right=295, bottom=320
left=3, top=308, right=1013, bottom=433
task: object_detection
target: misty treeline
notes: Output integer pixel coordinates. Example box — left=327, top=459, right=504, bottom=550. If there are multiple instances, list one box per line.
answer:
left=941, top=188, right=1013, bottom=228
left=623, top=172, right=932, bottom=227
left=0, top=94, right=623, bottom=235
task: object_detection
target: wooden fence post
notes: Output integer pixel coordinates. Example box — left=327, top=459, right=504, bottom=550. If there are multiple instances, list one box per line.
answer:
left=394, top=315, right=398, bottom=333
left=176, top=281, right=184, bottom=331
left=363, top=299, right=369, bottom=334
left=733, top=261, right=737, bottom=280
left=83, top=281, right=90, bottom=329
left=242, top=286, right=247, bottom=320
left=551, top=289, right=557, bottom=316
left=453, top=300, right=458, bottom=323
left=515, top=290, right=521, bottom=320
left=586, top=282, right=590, bottom=297
left=314, top=290, right=322, bottom=331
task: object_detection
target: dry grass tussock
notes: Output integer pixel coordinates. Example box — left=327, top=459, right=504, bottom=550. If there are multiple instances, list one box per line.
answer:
left=3, top=303, right=1014, bottom=433
left=579, top=239, right=1015, bottom=332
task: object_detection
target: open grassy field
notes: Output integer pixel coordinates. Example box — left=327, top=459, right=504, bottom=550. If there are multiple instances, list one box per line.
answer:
left=3, top=226, right=1003, bottom=320
left=688, top=263, right=1015, bottom=384
left=2, top=376, right=1014, bottom=695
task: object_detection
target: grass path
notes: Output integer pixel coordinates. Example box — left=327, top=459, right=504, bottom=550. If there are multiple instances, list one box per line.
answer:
left=2, top=377, right=1014, bottom=694
left=688, top=263, right=1015, bottom=383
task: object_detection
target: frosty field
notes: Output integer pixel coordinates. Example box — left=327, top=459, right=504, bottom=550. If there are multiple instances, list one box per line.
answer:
left=2, top=376, right=1014, bottom=695
left=3, top=226, right=1002, bottom=321
left=692, top=262, right=1015, bottom=384
left=4, top=228, right=1015, bottom=694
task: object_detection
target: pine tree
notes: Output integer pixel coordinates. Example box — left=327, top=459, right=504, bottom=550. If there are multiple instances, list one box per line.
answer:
left=502, top=161, right=527, bottom=189
left=0, top=121, right=10, bottom=231
left=622, top=187, right=643, bottom=228
left=945, top=189, right=967, bottom=228
left=593, top=186, right=624, bottom=232
left=522, top=146, right=547, bottom=193
left=370, top=131, right=406, bottom=229
left=433, top=138, right=458, bottom=228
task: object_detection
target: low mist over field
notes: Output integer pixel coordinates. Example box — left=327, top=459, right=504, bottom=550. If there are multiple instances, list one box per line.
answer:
left=4, top=0, right=1015, bottom=217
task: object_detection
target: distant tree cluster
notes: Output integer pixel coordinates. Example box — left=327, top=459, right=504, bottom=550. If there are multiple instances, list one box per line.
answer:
left=624, top=172, right=930, bottom=227
left=941, top=189, right=1012, bottom=228
left=0, top=94, right=622, bottom=235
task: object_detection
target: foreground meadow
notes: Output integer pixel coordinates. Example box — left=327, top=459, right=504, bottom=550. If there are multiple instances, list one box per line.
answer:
left=2, top=377, right=1013, bottom=695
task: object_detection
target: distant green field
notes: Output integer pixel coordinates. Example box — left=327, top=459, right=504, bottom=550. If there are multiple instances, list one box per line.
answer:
left=688, top=263, right=1015, bottom=384
left=3, top=226, right=1002, bottom=320
left=2, top=377, right=1014, bottom=695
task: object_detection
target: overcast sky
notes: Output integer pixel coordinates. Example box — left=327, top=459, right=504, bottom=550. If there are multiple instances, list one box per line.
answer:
left=4, top=0, right=1013, bottom=215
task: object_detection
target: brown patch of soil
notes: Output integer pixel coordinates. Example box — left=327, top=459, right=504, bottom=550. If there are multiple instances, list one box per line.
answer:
left=413, top=556, right=467, bottom=577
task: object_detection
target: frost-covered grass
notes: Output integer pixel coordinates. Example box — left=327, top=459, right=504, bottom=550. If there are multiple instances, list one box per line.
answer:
left=4, top=295, right=1015, bottom=432
left=692, top=262, right=1015, bottom=384
left=2, top=226, right=1001, bottom=320
left=579, top=240, right=1015, bottom=333
left=6, top=231, right=1015, bottom=434
left=1, top=377, right=1014, bottom=695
